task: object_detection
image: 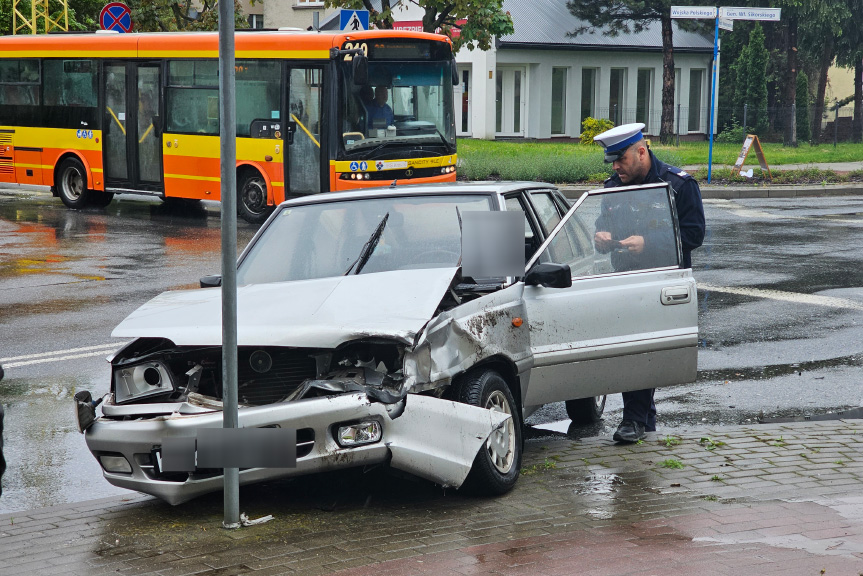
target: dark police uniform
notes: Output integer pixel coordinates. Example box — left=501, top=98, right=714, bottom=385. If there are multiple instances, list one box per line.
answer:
left=604, top=150, right=706, bottom=430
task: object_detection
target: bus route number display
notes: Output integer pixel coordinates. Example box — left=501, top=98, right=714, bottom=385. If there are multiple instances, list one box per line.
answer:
left=342, top=42, right=368, bottom=61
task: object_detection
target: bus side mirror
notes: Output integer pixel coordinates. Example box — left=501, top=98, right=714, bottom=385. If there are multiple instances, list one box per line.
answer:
left=451, top=58, right=459, bottom=86
left=353, top=53, right=368, bottom=86
left=152, top=115, right=162, bottom=137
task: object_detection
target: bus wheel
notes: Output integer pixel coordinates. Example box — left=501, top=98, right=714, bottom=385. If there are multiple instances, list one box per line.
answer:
left=238, top=173, right=273, bottom=224
left=57, top=158, right=91, bottom=209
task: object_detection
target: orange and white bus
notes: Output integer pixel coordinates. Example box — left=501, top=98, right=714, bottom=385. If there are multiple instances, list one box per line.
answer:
left=0, top=29, right=458, bottom=222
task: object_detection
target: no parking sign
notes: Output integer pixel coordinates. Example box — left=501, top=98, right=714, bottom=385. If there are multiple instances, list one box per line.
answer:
left=100, top=2, right=133, bottom=33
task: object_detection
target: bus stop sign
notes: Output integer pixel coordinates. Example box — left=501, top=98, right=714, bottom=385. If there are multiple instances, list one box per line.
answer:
left=100, top=2, right=133, bottom=33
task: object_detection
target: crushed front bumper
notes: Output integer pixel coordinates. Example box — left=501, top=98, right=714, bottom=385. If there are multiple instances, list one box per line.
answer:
left=85, top=392, right=508, bottom=505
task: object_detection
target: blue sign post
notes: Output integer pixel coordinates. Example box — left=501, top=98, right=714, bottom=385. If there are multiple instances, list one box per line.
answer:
left=340, top=9, right=369, bottom=31
left=100, top=2, right=133, bottom=33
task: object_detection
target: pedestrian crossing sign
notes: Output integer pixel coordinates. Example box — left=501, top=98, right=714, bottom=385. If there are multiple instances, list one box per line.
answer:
left=340, top=9, right=369, bottom=31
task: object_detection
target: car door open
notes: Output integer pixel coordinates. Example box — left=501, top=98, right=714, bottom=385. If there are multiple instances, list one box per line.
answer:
left=521, top=182, right=698, bottom=408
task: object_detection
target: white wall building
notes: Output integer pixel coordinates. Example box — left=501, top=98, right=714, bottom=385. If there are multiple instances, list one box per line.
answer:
left=264, top=1, right=715, bottom=141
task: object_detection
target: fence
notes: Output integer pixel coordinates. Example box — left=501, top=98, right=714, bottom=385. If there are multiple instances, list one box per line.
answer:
left=585, top=104, right=860, bottom=144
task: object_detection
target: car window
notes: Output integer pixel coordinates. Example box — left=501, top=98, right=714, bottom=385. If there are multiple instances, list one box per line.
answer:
left=529, top=191, right=562, bottom=235
left=535, top=185, right=679, bottom=277
left=505, top=194, right=542, bottom=263
left=237, top=194, right=493, bottom=284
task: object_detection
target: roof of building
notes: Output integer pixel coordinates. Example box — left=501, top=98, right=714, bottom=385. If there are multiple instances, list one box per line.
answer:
left=499, top=0, right=713, bottom=52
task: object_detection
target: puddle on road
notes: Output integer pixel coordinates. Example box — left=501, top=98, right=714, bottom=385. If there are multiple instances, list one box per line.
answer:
left=574, top=473, right=626, bottom=496
left=697, top=353, right=863, bottom=383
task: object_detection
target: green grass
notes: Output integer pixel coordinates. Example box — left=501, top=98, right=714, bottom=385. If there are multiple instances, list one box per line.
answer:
left=456, top=138, right=863, bottom=184
left=659, top=458, right=685, bottom=469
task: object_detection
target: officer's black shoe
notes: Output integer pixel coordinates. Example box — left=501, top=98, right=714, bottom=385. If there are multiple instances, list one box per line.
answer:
left=613, top=419, right=646, bottom=443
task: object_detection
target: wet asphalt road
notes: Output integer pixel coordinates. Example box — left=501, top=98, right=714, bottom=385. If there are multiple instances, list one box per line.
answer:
left=1, top=187, right=862, bottom=513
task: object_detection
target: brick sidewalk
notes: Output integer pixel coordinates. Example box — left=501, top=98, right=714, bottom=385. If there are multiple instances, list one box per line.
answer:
left=2, top=421, right=862, bottom=575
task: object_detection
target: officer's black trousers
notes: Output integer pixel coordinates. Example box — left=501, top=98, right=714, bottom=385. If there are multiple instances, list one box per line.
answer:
left=622, top=388, right=656, bottom=431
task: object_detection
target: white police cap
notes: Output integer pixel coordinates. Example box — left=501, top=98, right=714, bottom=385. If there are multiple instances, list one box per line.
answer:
left=593, top=123, right=646, bottom=163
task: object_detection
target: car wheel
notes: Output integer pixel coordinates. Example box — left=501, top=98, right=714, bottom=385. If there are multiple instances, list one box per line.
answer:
left=238, top=173, right=273, bottom=224
left=56, top=157, right=90, bottom=209
left=454, top=369, right=522, bottom=495
left=89, top=192, right=114, bottom=208
left=565, top=395, right=606, bottom=425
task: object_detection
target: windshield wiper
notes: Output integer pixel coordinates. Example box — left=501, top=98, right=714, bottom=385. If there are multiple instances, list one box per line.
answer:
left=344, top=212, right=389, bottom=275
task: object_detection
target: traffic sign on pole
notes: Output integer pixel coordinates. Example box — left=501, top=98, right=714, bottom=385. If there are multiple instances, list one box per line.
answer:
left=340, top=9, right=370, bottom=31
left=719, top=7, right=781, bottom=21
left=670, top=6, right=717, bottom=18
left=99, top=2, right=132, bottom=33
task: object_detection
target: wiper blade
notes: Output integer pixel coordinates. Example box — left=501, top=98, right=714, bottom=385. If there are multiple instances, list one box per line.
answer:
left=344, top=212, right=389, bottom=276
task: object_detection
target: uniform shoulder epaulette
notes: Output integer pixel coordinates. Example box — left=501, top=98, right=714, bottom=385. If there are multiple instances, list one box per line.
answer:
left=673, top=169, right=691, bottom=179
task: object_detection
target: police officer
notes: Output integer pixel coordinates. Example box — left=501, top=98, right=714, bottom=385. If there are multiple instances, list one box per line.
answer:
left=593, top=123, right=706, bottom=443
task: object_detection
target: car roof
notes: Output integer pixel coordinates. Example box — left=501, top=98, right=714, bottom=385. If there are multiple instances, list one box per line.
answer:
left=280, top=182, right=558, bottom=208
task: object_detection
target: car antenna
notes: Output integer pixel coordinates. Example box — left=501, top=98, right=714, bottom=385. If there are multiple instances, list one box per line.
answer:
left=390, top=179, right=397, bottom=187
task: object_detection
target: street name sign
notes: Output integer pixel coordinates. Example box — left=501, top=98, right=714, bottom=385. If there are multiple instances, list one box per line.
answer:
left=670, top=6, right=717, bottom=18
left=719, top=7, right=781, bottom=21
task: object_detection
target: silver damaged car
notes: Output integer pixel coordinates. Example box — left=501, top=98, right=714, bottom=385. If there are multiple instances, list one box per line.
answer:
left=76, top=181, right=698, bottom=504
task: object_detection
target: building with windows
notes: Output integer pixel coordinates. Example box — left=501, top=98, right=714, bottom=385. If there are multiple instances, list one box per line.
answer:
left=262, top=1, right=714, bottom=141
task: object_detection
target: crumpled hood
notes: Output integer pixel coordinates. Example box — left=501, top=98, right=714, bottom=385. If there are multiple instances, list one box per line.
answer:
left=113, top=268, right=459, bottom=348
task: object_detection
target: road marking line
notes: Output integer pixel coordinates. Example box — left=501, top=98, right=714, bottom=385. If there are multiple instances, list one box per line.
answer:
left=700, top=284, right=863, bottom=311
left=0, top=342, right=128, bottom=363
left=4, top=349, right=124, bottom=368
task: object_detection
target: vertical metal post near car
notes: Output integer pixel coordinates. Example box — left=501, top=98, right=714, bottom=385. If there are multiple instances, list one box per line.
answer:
left=218, top=0, right=240, bottom=529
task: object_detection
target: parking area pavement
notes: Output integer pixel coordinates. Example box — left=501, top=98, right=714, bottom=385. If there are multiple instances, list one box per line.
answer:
left=2, top=420, right=863, bottom=575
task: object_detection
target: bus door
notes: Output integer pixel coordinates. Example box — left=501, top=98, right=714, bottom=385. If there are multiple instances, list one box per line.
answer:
left=103, top=62, right=163, bottom=192
left=284, top=66, right=324, bottom=195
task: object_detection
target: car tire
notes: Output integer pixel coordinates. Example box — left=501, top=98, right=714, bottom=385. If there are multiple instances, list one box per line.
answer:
left=238, top=172, right=273, bottom=224
left=89, top=192, right=114, bottom=208
left=565, top=395, right=606, bottom=425
left=454, top=369, right=522, bottom=495
left=56, top=157, right=90, bottom=209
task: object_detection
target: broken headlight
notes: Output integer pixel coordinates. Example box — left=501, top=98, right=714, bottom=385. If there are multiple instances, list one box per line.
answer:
left=113, top=361, right=175, bottom=404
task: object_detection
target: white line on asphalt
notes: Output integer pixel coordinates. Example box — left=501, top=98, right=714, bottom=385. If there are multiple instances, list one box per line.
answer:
left=700, top=284, right=863, bottom=311
left=4, top=349, right=123, bottom=368
left=0, top=342, right=129, bottom=363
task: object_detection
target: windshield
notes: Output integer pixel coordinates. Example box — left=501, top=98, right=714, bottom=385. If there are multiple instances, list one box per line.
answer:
left=237, top=194, right=493, bottom=285
left=340, top=61, right=456, bottom=154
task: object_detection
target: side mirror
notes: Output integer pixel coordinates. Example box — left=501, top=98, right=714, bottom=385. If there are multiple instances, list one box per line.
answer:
left=353, top=53, right=368, bottom=86
left=152, top=115, right=162, bottom=137
left=451, top=58, right=459, bottom=86
left=525, top=262, right=572, bottom=288
left=200, top=274, right=222, bottom=288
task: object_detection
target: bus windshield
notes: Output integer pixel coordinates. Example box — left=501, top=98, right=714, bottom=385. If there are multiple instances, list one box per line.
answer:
left=340, top=60, right=455, bottom=155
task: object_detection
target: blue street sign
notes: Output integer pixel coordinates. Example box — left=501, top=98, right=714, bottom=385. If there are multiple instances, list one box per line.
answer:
left=100, top=2, right=133, bottom=33
left=340, top=10, right=369, bottom=32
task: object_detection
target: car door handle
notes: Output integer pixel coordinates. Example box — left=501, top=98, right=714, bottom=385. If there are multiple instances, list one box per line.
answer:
left=661, top=286, right=691, bottom=305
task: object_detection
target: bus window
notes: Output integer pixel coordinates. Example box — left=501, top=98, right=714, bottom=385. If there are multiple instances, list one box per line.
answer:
left=43, top=60, right=97, bottom=107
left=288, top=67, right=322, bottom=194
left=235, top=60, right=281, bottom=137
left=166, top=60, right=219, bottom=134
left=0, top=59, right=40, bottom=106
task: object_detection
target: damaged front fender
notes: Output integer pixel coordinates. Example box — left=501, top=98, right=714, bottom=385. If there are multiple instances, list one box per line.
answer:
left=405, top=283, right=532, bottom=392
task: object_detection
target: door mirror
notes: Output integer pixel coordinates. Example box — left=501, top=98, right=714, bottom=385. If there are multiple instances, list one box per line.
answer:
left=200, top=274, right=222, bottom=288
left=525, top=262, right=572, bottom=288
left=353, top=53, right=368, bottom=86
left=451, top=58, right=459, bottom=86
left=152, top=115, right=162, bottom=137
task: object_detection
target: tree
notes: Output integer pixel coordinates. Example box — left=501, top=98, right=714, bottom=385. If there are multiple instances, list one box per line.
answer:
left=732, top=23, right=769, bottom=135
left=323, top=0, right=514, bottom=52
left=567, top=0, right=711, bottom=144
left=795, top=69, right=810, bottom=142
left=130, top=0, right=249, bottom=32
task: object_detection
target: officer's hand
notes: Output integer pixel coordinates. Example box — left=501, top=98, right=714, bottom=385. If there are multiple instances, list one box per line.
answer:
left=619, top=235, right=645, bottom=254
left=594, top=231, right=613, bottom=253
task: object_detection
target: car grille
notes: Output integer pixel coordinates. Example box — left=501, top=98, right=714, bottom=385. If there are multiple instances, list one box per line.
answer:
left=237, top=347, right=318, bottom=406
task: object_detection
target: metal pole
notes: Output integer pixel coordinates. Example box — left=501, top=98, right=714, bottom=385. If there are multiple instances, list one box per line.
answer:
left=676, top=103, right=681, bottom=146
left=219, top=0, right=240, bottom=530
left=743, top=103, right=748, bottom=131
left=707, top=14, right=719, bottom=183
left=834, top=102, right=839, bottom=148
